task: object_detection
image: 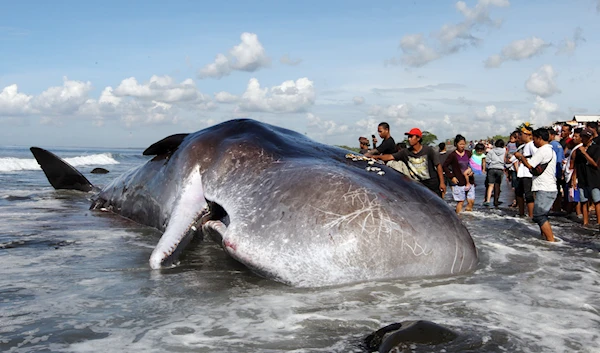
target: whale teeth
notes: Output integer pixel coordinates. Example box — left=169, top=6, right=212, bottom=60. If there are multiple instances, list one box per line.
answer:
left=368, top=160, right=375, bottom=165
left=377, top=171, right=385, bottom=176
left=366, top=167, right=372, bottom=171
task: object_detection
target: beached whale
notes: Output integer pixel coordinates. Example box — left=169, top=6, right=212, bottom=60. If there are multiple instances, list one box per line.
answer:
left=30, top=119, right=477, bottom=287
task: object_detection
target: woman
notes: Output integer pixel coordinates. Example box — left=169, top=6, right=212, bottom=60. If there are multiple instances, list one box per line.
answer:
left=443, top=134, right=475, bottom=213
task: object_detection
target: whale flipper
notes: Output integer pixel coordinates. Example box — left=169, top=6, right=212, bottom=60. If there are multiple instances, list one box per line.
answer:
left=30, top=147, right=94, bottom=192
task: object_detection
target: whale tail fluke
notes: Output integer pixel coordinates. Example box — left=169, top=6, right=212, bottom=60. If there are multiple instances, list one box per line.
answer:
left=30, top=147, right=95, bottom=192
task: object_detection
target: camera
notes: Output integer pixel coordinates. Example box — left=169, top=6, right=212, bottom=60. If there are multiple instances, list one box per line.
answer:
left=371, top=134, right=376, bottom=139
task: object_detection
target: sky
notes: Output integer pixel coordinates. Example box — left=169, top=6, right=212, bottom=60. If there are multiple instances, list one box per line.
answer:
left=1, top=0, right=599, bottom=148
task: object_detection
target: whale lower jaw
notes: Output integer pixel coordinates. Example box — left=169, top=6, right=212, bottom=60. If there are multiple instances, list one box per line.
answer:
left=149, top=167, right=206, bottom=269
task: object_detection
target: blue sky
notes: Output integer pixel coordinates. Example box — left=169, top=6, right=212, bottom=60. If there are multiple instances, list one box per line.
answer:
left=1, top=0, right=599, bottom=148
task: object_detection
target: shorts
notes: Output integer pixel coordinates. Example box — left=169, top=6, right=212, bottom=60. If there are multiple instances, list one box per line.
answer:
left=486, top=169, right=504, bottom=185
left=533, top=191, right=557, bottom=226
left=452, top=185, right=475, bottom=202
left=567, top=185, right=580, bottom=203
left=579, top=187, right=600, bottom=203
left=516, top=177, right=534, bottom=203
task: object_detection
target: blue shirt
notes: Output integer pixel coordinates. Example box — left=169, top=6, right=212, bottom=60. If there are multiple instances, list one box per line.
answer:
left=550, top=140, right=564, bottom=175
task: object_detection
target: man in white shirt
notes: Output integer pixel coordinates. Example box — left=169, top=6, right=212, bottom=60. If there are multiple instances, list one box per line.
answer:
left=514, top=128, right=557, bottom=242
left=512, top=126, right=537, bottom=218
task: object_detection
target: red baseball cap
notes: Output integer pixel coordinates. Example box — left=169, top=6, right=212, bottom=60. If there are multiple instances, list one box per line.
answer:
left=405, top=128, right=422, bottom=137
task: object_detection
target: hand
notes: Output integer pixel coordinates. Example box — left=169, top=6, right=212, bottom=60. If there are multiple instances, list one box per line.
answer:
left=439, top=183, right=446, bottom=193
left=372, top=137, right=378, bottom=145
left=451, top=177, right=459, bottom=185
left=514, top=151, right=522, bottom=159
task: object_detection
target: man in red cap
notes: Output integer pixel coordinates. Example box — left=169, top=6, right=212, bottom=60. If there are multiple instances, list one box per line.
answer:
left=372, top=127, right=446, bottom=198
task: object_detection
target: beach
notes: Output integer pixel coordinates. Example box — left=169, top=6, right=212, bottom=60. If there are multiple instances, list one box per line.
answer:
left=1, top=146, right=599, bottom=352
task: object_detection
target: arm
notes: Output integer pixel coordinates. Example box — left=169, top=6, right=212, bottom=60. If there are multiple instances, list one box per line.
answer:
left=570, top=149, right=577, bottom=188
left=442, top=152, right=455, bottom=178
left=430, top=148, right=445, bottom=193
left=578, top=146, right=599, bottom=169
left=437, top=164, right=446, bottom=193
left=364, top=149, right=379, bottom=157
left=371, top=154, right=395, bottom=162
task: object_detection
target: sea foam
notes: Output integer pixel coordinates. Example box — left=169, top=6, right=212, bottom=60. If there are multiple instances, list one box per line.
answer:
left=0, top=153, right=119, bottom=172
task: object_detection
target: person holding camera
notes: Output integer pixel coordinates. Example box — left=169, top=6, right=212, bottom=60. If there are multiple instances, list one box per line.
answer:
left=365, top=122, right=396, bottom=157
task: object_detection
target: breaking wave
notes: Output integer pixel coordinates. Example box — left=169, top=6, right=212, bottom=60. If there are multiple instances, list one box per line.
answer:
left=0, top=153, right=120, bottom=172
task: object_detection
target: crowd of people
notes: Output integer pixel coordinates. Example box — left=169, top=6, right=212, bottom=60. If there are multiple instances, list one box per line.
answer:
left=358, top=121, right=600, bottom=242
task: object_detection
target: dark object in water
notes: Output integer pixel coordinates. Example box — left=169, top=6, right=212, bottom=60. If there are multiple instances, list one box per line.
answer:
left=30, top=147, right=94, bottom=192
left=364, top=320, right=458, bottom=352
left=91, top=168, right=110, bottom=174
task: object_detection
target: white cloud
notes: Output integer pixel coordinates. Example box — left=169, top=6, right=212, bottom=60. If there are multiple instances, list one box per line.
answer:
left=0, top=75, right=216, bottom=127
left=397, top=34, right=441, bottom=67
left=214, top=91, right=239, bottom=104
left=368, top=104, right=412, bottom=121
left=556, top=27, right=585, bottom=55
left=198, top=32, right=271, bottom=79
left=122, top=101, right=177, bottom=127
left=280, top=54, right=302, bottom=66
left=113, top=75, right=209, bottom=104
left=529, top=96, right=558, bottom=126
left=235, top=77, right=315, bottom=113
left=485, top=37, right=548, bottom=68
left=391, top=0, right=509, bottom=67
left=31, top=77, right=93, bottom=115
left=0, top=84, right=33, bottom=115
left=525, top=65, right=560, bottom=97
left=352, top=96, right=365, bottom=105
left=306, top=113, right=348, bottom=136
left=355, top=118, right=379, bottom=136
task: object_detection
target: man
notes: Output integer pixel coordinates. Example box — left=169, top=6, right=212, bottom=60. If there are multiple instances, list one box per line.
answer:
left=560, top=124, right=572, bottom=149
left=548, top=128, right=564, bottom=212
left=514, top=128, right=557, bottom=242
left=511, top=125, right=536, bottom=218
left=371, top=127, right=446, bottom=197
left=365, top=122, right=396, bottom=156
left=571, top=127, right=600, bottom=227
left=586, top=121, right=600, bottom=146
left=358, top=137, right=370, bottom=154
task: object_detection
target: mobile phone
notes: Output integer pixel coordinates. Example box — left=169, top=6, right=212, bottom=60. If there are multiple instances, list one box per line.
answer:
left=371, top=134, right=376, bottom=139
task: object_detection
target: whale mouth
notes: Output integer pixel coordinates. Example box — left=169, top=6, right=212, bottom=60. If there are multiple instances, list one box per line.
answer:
left=200, top=200, right=230, bottom=238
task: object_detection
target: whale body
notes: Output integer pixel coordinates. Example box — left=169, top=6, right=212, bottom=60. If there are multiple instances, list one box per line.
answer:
left=31, top=119, right=478, bottom=287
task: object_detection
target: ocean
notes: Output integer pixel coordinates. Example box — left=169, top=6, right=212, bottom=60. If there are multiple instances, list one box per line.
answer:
left=1, top=145, right=599, bottom=352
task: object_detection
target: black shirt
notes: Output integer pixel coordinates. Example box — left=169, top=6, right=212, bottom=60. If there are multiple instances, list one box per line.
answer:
left=392, top=145, right=440, bottom=182
left=376, top=137, right=397, bottom=155
left=574, top=144, right=600, bottom=188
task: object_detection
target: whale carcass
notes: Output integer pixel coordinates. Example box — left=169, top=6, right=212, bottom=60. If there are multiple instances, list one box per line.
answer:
left=31, top=119, right=478, bottom=287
